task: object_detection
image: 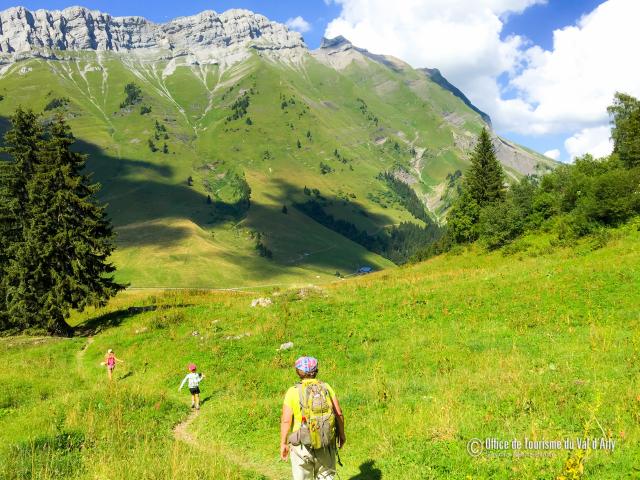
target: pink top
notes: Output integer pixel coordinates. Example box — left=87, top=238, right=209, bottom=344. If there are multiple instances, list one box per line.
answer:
left=107, top=355, right=116, bottom=367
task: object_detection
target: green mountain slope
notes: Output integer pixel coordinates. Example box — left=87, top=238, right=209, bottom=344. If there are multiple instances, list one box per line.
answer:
left=0, top=15, right=554, bottom=287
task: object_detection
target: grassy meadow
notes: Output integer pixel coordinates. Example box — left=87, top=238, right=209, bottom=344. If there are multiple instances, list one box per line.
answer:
left=1, top=221, right=638, bottom=479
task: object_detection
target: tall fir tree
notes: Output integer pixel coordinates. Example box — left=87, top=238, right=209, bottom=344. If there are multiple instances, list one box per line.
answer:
left=464, top=128, right=506, bottom=206
left=3, top=113, right=123, bottom=334
left=0, top=108, right=44, bottom=331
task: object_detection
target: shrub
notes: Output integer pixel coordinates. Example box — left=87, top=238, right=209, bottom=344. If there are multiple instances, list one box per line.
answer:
left=479, top=200, right=524, bottom=250
left=256, top=240, right=273, bottom=259
left=120, top=83, right=142, bottom=109
left=576, top=167, right=640, bottom=224
left=319, top=162, right=334, bottom=175
left=44, top=97, right=70, bottom=111
left=447, top=189, right=480, bottom=243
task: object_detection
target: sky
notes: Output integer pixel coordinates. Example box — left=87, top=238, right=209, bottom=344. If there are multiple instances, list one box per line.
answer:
left=1, top=0, right=637, bottom=162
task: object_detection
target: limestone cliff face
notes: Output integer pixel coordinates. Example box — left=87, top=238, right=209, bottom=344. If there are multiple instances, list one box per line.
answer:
left=0, top=6, right=305, bottom=58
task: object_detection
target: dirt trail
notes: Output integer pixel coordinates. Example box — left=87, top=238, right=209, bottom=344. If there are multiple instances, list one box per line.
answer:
left=173, top=410, right=283, bottom=479
left=173, top=409, right=200, bottom=446
left=76, top=336, right=94, bottom=361
left=77, top=336, right=280, bottom=477
left=75, top=337, right=94, bottom=380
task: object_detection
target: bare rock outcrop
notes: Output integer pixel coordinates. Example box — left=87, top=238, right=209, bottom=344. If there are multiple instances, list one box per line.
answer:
left=0, top=6, right=306, bottom=64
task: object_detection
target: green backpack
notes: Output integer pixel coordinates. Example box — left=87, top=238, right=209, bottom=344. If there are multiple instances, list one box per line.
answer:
left=289, top=380, right=336, bottom=449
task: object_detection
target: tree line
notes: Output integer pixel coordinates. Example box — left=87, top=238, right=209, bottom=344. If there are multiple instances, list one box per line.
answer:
left=0, top=109, right=123, bottom=335
left=294, top=198, right=441, bottom=264
left=414, top=92, right=640, bottom=259
left=377, top=171, right=434, bottom=225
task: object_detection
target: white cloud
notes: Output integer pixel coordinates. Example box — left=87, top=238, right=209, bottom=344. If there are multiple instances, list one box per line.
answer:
left=504, top=0, right=640, bottom=136
left=564, top=126, right=613, bottom=160
left=286, top=16, right=311, bottom=33
left=324, top=0, right=640, bottom=157
left=543, top=149, right=561, bottom=160
left=324, top=0, right=543, bottom=124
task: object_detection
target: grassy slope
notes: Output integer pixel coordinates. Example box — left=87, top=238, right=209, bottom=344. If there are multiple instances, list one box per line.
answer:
left=0, top=49, right=541, bottom=288
left=1, top=221, right=638, bottom=479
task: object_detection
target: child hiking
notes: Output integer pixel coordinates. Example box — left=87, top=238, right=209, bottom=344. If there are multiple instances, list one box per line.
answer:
left=103, top=349, right=124, bottom=381
left=280, top=356, right=346, bottom=480
left=178, top=363, right=205, bottom=410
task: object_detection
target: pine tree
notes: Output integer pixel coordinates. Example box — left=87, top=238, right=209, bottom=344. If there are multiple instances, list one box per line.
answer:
left=3, top=114, right=123, bottom=334
left=0, top=108, right=44, bottom=330
left=465, top=128, right=505, bottom=206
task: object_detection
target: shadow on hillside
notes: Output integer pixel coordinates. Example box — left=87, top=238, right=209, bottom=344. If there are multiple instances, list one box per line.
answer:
left=1, top=115, right=399, bottom=279
left=75, top=141, right=400, bottom=275
left=74, top=303, right=198, bottom=336
left=261, top=177, right=396, bottom=234
left=349, top=460, right=382, bottom=480
left=74, top=305, right=159, bottom=336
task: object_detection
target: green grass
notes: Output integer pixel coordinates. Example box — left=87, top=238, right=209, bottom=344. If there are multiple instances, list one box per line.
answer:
left=1, top=221, right=638, bottom=479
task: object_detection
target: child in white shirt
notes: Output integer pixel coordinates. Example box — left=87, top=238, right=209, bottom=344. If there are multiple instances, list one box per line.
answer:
left=178, top=363, right=205, bottom=409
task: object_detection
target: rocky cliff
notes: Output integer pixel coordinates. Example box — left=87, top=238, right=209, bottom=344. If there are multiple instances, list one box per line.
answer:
left=0, top=6, right=305, bottom=60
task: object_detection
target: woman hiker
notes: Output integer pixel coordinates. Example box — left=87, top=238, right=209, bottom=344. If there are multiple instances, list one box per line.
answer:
left=280, top=356, right=346, bottom=480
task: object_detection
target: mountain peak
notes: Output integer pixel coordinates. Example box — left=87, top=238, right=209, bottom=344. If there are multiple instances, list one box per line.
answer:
left=320, top=36, right=353, bottom=50
left=421, top=68, right=492, bottom=126
left=0, top=6, right=306, bottom=58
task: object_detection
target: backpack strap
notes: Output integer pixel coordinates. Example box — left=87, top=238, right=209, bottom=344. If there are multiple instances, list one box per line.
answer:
left=296, top=383, right=306, bottom=421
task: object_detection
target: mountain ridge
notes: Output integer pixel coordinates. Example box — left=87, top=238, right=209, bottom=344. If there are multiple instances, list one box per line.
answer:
left=0, top=6, right=305, bottom=63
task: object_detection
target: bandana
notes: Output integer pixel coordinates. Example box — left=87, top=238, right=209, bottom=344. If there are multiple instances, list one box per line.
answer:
left=295, top=356, right=318, bottom=373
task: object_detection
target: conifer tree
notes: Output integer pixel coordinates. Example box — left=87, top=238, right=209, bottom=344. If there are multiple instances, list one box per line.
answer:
left=3, top=114, right=123, bottom=334
left=0, top=108, right=44, bottom=330
left=465, top=128, right=505, bottom=206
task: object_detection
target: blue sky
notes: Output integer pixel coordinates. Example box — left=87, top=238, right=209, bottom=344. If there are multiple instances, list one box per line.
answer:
left=1, top=0, right=634, bottom=162
left=1, top=1, right=602, bottom=50
left=0, top=1, right=340, bottom=47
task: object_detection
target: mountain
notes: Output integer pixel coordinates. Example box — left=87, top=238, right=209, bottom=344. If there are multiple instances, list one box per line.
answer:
left=421, top=67, right=492, bottom=126
left=0, top=6, right=556, bottom=288
left=0, top=7, right=305, bottom=57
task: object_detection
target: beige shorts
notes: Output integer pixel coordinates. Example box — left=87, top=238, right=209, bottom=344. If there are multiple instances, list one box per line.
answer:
left=290, top=444, right=336, bottom=480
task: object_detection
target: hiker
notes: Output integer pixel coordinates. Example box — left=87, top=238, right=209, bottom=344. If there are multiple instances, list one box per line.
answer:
left=103, top=349, right=124, bottom=381
left=178, top=363, right=205, bottom=410
left=280, top=356, right=346, bottom=480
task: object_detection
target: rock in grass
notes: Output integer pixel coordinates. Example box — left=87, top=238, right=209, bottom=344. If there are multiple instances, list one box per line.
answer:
left=279, top=341, right=294, bottom=351
left=251, top=297, right=272, bottom=307
left=225, top=333, right=251, bottom=341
